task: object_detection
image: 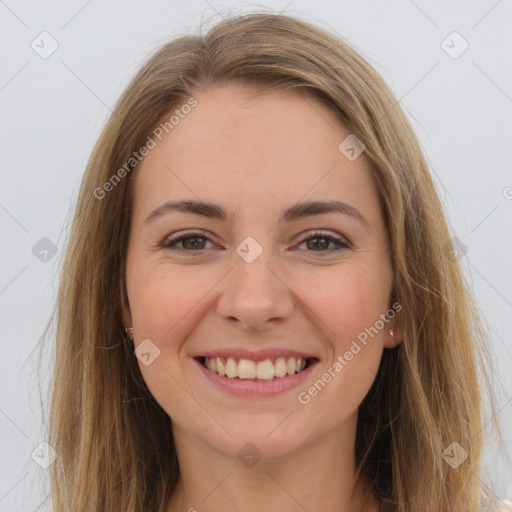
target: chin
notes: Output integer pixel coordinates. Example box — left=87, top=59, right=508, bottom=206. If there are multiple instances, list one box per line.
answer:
left=187, top=413, right=311, bottom=462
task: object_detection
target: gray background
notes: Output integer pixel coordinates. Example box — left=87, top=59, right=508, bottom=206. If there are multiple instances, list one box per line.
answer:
left=0, top=0, right=511, bottom=510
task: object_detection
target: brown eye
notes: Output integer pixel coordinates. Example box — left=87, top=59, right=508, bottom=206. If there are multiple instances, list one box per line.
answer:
left=297, top=232, right=350, bottom=253
left=161, top=232, right=213, bottom=251
left=180, top=236, right=207, bottom=250
left=305, top=237, right=330, bottom=251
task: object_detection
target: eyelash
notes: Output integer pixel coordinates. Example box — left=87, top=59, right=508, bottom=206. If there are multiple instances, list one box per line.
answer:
left=160, top=230, right=351, bottom=255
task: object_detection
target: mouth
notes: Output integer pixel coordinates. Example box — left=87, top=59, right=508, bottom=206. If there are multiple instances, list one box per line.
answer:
left=194, top=355, right=315, bottom=381
left=193, top=354, right=319, bottom=397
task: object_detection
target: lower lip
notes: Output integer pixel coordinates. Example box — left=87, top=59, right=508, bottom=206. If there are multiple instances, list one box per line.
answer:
left=193, top=358, right=318, bottom=397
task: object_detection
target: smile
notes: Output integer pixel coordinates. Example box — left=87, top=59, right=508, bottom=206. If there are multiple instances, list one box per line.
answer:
left=198, top=355, right=310, bottom=380
left=192, top=351, right=320, bottom=397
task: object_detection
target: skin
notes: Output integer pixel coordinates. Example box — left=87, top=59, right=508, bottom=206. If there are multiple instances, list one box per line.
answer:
left=123, top=84, right=402, bottom=512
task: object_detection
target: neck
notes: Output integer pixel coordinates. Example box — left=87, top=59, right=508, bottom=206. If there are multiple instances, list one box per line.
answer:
left=166, top=418, right=381, bottom=512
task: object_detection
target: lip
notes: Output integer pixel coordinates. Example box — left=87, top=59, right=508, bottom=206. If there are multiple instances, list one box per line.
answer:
left=190, top=348, right=317, bottom=363
left=193, top=356, right=320, bottom=397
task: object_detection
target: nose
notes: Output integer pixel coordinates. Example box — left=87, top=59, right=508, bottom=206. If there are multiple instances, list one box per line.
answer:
left=216, top=251, right=294, bottom=331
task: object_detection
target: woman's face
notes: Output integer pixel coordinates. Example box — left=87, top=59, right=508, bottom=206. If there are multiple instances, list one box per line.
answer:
left=123, top=84, right=400, bottom=460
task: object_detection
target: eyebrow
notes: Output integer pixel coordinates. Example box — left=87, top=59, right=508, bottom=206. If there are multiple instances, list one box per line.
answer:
left=143, top=199, right=370, bottom=229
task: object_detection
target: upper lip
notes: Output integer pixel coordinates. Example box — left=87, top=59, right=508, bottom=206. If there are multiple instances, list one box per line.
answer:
left=191, top=348, right=318, bottom=362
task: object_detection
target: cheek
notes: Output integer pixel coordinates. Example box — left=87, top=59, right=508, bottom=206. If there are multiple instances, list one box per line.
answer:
left=298, top=264, right=391, bottom=346
left=127, top=264, right=214, bottom=418
left=293, top=267, right=390, bottom=416
left=294, top=266, right=389, bottom=400
left=127, top=261, right=222, bottom=396
left=128, top=262, right=206, bottom=338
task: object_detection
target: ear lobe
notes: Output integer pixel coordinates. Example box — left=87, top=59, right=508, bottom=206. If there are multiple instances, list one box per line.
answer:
left=384, top=320, right=403, bottom=349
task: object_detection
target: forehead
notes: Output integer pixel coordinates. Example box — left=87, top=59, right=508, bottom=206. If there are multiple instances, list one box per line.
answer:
left=131, top=84, right=382, bottom=226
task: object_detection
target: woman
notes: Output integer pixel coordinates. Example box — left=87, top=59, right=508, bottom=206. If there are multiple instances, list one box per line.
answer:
left=44, top=12, right=505, bottom=512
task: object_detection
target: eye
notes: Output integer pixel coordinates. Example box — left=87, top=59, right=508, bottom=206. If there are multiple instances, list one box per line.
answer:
left=160, top=231, right=215, bottom=251
left=295, top=231, right=351, bottom=254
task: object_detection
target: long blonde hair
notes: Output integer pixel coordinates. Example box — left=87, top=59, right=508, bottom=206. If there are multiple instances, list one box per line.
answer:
left=39, top=11, right=503, bottom=511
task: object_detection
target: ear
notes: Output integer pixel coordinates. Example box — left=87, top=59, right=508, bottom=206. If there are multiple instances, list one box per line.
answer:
left=383, top=317, right=403, bottom=349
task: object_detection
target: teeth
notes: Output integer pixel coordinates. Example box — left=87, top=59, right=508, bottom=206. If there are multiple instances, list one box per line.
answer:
left=286, top=358, right=296, bottom=375
left=274, top=357, right=288, bottom=378
left=256, top=359, right=274, bottom=380
left=217, top=358, right=226, bottom=377
left=238, top=358, right=256, bottom=379
left=203, top=356, right=308, bottom=380
left=225, top=357, right=238, bottom=378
